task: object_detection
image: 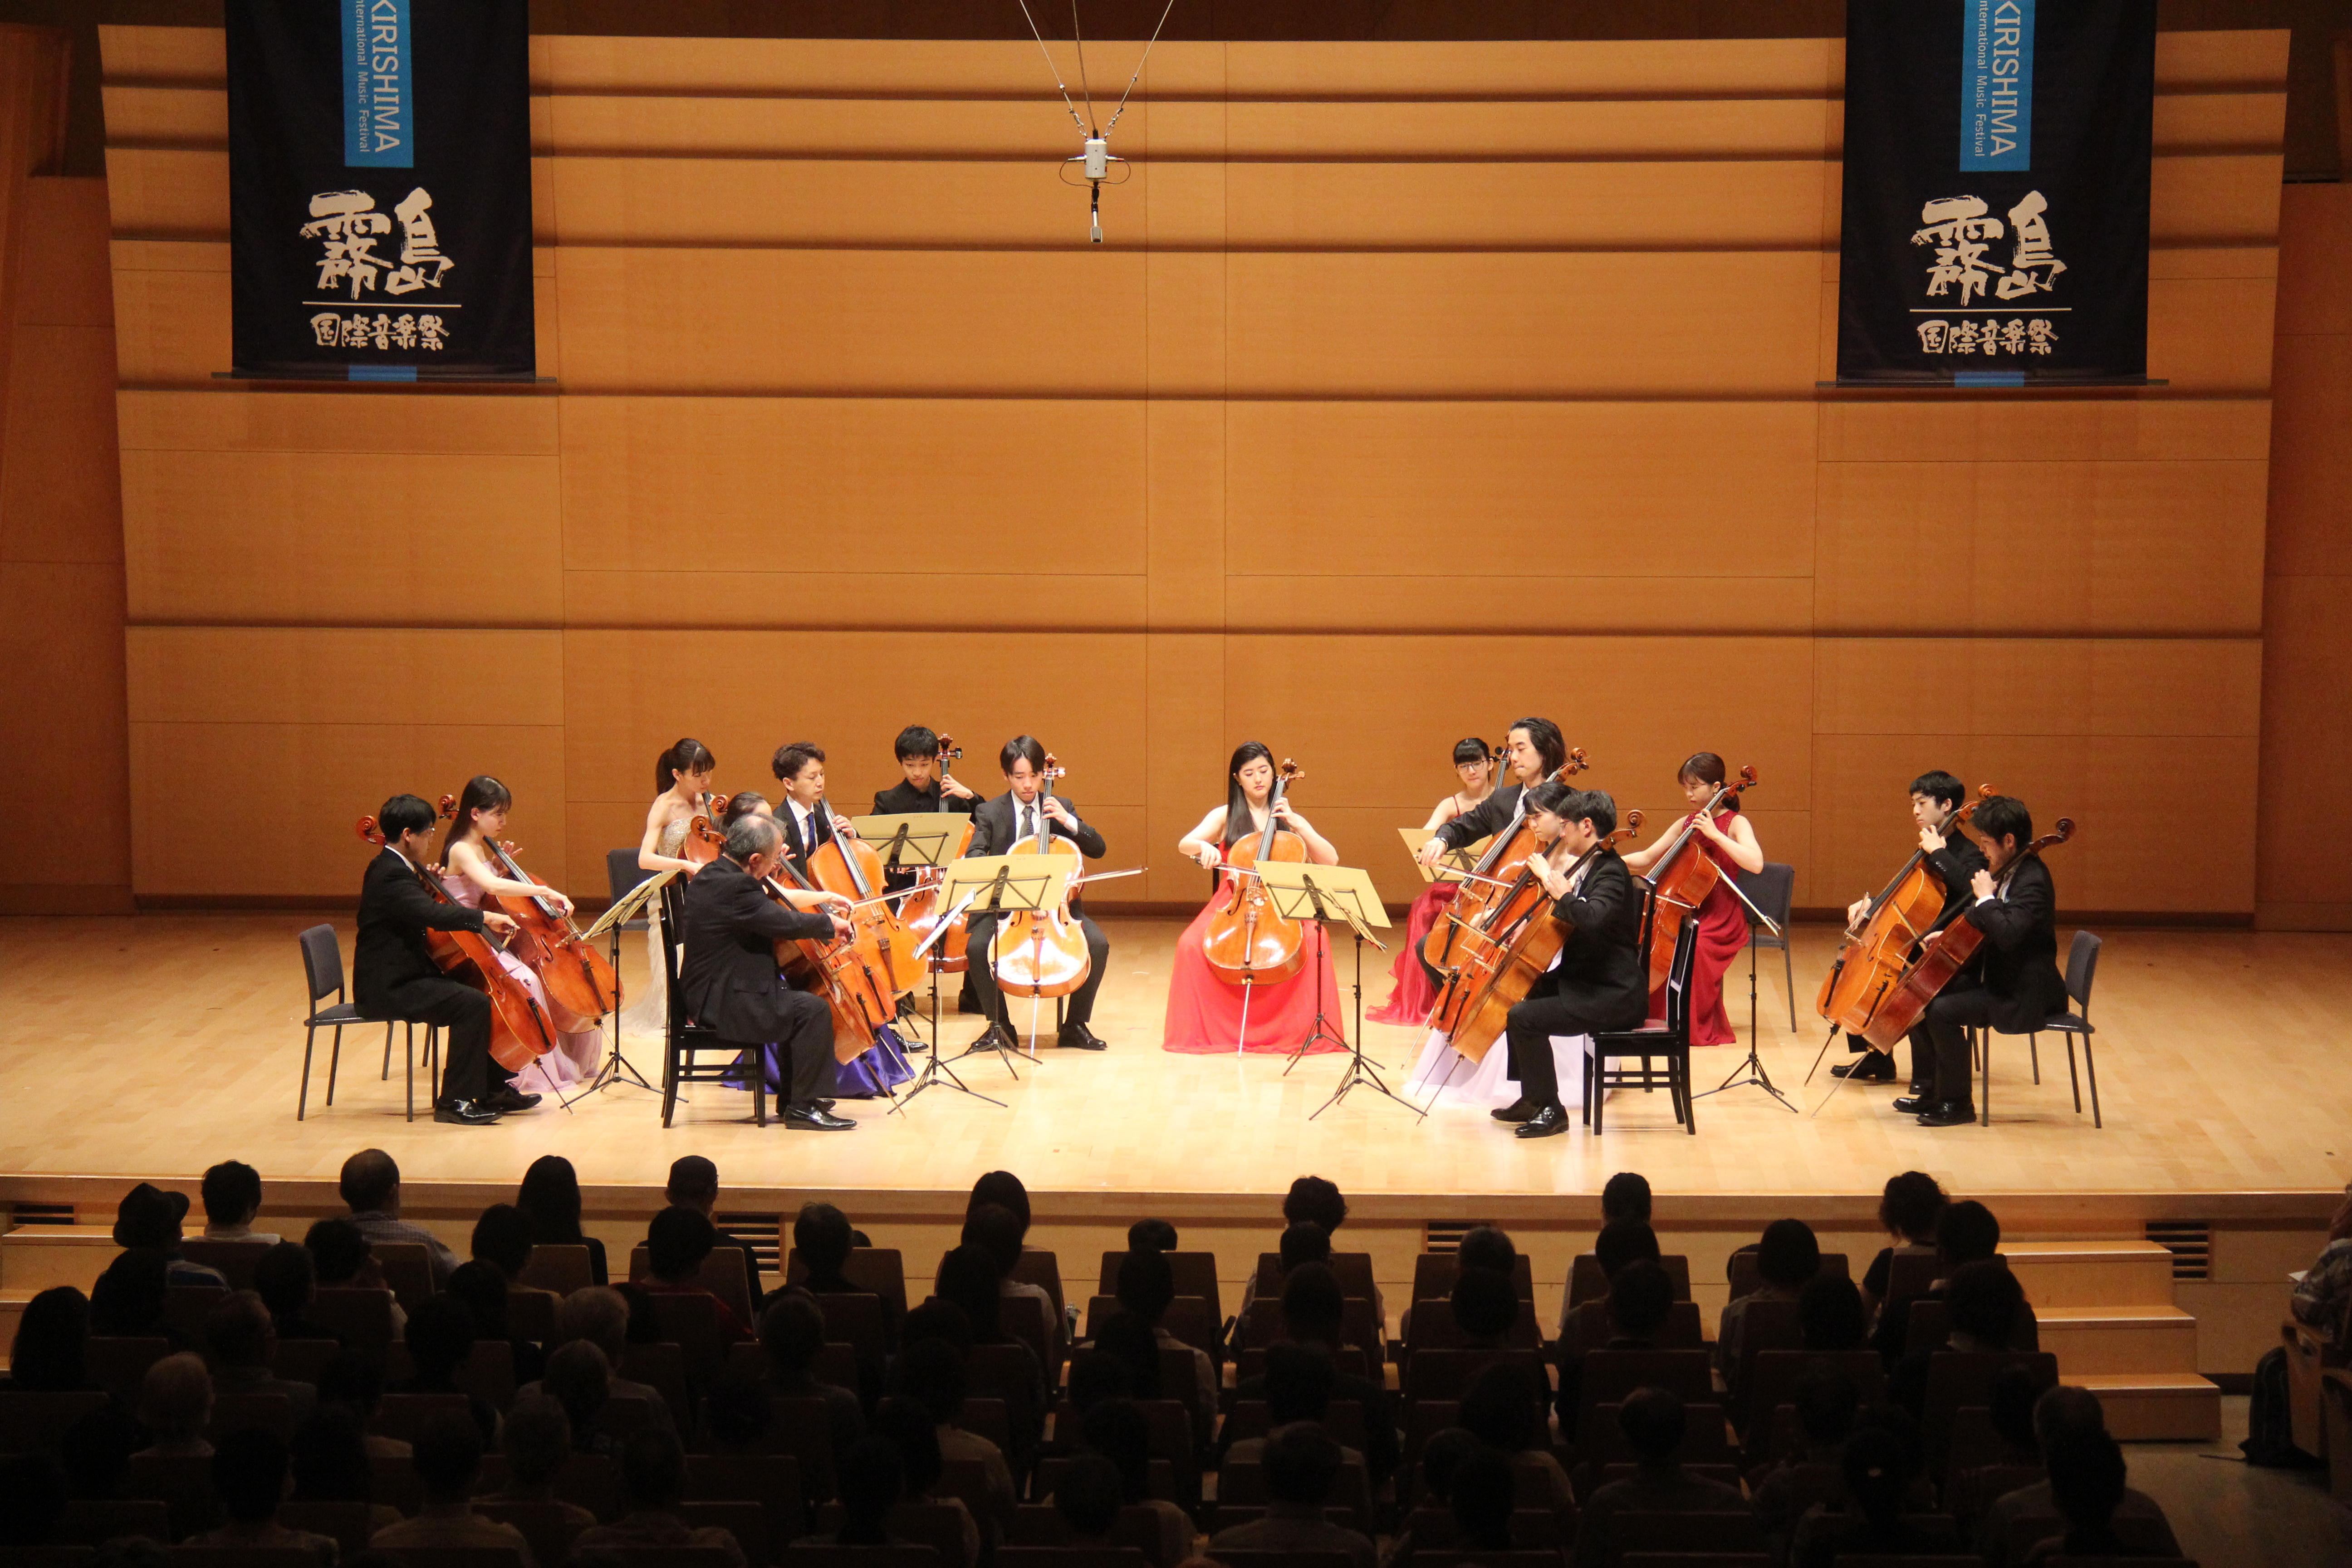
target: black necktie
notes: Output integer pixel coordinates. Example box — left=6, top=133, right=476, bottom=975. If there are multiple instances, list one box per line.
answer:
left=1021, top=804, right=1035, bottom=843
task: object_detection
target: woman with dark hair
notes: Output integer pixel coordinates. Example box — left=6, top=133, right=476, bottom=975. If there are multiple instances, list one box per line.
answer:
left=439, top=774, right=604, bottom=1093
left=516, top=1155, right=607, bottom=1286
left=1620, top=750, right=1764, bottom=1046
left=7, top=1287, right=93, bottom=1391
left=617, top=737, right=718, bottom=1042
left=1860, top=1171, right=1946, bottom=1327
left=1371, top=737, right=1501, bottom=1025
left=1163, top=742, right=1345, bottom=1055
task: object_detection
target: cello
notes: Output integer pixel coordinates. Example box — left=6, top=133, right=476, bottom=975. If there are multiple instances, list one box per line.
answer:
left=1440, top=809, right=1644, bottom=1063
left=1639, top=763, right=1759, bottom=992
left=1421, top=748, right=1590, bottom=985
left=1201, top=759, right=1311, bottom=988
left=436, top=794, right=621, bottom=1034
left=354, top=813, right=559, bottom=1073
left=991, top=755, right=1094, bottom=1001
left=1815, top=784, right=1992, bottom=1053
left=895, top=735, right=980, bottom=976
left=807, top=805, right=925, bottom=995
left=1859, top=816, right=2077, bottom=1054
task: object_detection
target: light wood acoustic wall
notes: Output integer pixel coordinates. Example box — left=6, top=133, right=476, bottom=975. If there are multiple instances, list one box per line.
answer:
left=0, top=24, right=129, bottom=915
left=98, top=27, right=2289, bottom=916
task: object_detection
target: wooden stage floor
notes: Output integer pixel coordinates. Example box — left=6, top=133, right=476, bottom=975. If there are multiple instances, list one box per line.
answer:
left=1, top=913, right=2346, bottom=1206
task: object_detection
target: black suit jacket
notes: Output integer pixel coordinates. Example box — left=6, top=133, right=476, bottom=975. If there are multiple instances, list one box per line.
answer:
left=775, top=804, right=837, bottom=880
left=870, top=780, right=979, bottom=891
left=966, top=791, right=1107, bottom=917
left=1431, top=784, right=1525, bottom=853
left=1962, top=853, right=2067, bottom=1031
left=353, top=848, right=486, bottom=1010
left=677, top=854, right=835, bottom=1040
left=1549, top=848, right=1648, bottom=1022
left=1924, top=833, right=1990, bottom=931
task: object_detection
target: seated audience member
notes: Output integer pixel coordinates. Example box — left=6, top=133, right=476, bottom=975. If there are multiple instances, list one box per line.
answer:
left=638, top=1206, right=750, bottom=1345
left=1860, top=1170, right=1949, bottom=1322
left=2024, top=1428, right=2132, bottom=1564
left=1560, top=1217, right=1665, bottom=1345
left=1975, top=1387, right=2181, bottom=1568
left=390, top=1295, right=500, bottom=1446
left=303, top=1216, right=402, bottom=1330
left=1719, top=1218, right=1821, bottom=1385
left=289, top=1406, right=403, bottom=1532
left=60, top=1400, right=138, bottom=1502
left=114, top=1182, right=226, bottom=1288
left=1447, top=1447, right=1518, bottom=1552
left=1224, top=1344, right=1374, bottom=1524
left=1945, top=1364, right=2050, bottom=1524
left=1242, top=1176, right=1382, bottom=1322
left=1054, top=1451, right=1125, bottom=1547
left=1207, top=1422, right=1376, bottom=1568
left=1750, top=1370, right=1863, bottom=1542
left=894, top=1335, right=1016, bottom=1529
left=964, top=1201, right=1060, bottom=1363
left=2289, top=1186, right=2352, bottom=1331
left=1380, top=1427, right=1484, bottom=1568
left=936, top=1242, right=1048, bottom=1442
left=904, top=1299, right=973, bottom=1358
left=0, top=1455, right=68, bottom=1547
left=1449, top=1267, right=1519, bottom=1350
left=1115, top=1246, right=1216, bottom=1422
left=1602, top=1171, right=1652, bottom=1223
left=90, top=1249, right=176, bottom=1341
left=1798, top=1271, right=1868, bottom=1352
left=448, top=1258, right=544, bottom=1385
left=538, top=1339, right=624, bottom=1456
left=572, top=1429, right=747, bottom=1568
left=701, top=1372, right=775, bottom=1455
left=1279, top=1221, right=1333, bottom=1274
left=829, top=1436, right=906, bottom=1544
left=317, top=1350, right=405, bottom=1458
left=200, top=1161, right=280, bottom=1246
left=1576, top=1387, right=1748, bottom=1568
left=1235, top=1261, right=1399, bottom=1487
left=1876, top=1196, right=2004, bottom=1361
left=8, top=1286, right=93, bottom=1391
left=186, top=1428, right=337, bottom=1558
left=1083, top=1397, right=1194, bottom=1566
left=1460, top=1360, right=1573, bottom=1519
left=516, top=1284, right=675, bottom=1435
left=872, top=1396, right=981, bottom=1568
left=254, top=1242, right=340, bottom=1346
left=338, top=1149, right=459, bottom=1285
left=1091, top=1314, right=1165, bottom=1404
left=969, top=1170, right=1041, bottom=1252
left=470, top=1203, right=555, bottom=1305
left=1890, top=1257, right=2027, bottom=1416
left=758, top=1289, right=863, bottom=1455
left=135, top=1352, right=215, bottom=1456
left=370, top=1411, right=538, bottom=1562
left=1066, top=1348, right=1134, bottom=1416
left=662, top=1155, right=760, bottom=1309
left=478, top=1393, right=597, bottom=1533
left=1789, top=1413, right=1957, bottom=1568
left=516, top=1153, right=608, bottom=1287
left=1558, top=1256, right=1675, bottom=1427
left=1129, top=1218, right=1179, bottom=1253
left=202, top=1289, right=316, bottom=1424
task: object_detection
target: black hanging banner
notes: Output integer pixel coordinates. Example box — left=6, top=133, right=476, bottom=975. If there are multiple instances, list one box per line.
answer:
left=1836, top=0, right=2156, bottom=386
left=227, top=0, right=534, bottom=380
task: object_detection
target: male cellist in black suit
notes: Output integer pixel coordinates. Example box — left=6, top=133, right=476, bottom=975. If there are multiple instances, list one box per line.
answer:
left=872, top=725, right=984, bottom=1019
left=962, top=735, right=1111, bottom=1054
left=677, top=810, right=857, bottom=1131
left=1411, top=715, right=1569, bottom=987
left=353, top=793, right=529, bottom=1126
left=1831, top=769, right=1990, bottom=1092
left=1891, top=794, right=2068, bottom=1128
left=771, top=741, right=840, bottom=880
left=1487, top=785, right=1650, bottom=1141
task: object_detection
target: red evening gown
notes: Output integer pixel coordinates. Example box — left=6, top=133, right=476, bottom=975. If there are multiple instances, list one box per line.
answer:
left=1161, top=884, right=1347, bottom=1054
left=1649, top=810, right=1747, bottom=1046
left=1368, top=881, right=1457, bottom=1025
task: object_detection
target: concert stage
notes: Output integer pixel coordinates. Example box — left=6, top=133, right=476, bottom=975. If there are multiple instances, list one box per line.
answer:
left=0, top=911, right=2339, bottom=1398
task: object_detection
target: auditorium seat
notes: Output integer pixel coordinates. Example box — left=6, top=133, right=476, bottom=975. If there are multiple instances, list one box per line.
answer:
left=1404, top=1295, right=1544, bottom=1353
left=385, top=1338, right=515, bottom=1408
left=780, top=1546, right=942, bottom=1568
left=1032, top=1455, right=1179, bottom=1504
left=1097, top=1251, right=1222, bottom=1326
left=1215, top=1456, right=1372, bottom=1531
left=0, top=1391, right=110, bottom=1456
left=1724, top=1251, right=1850, bottom=1301
left=50, top=1499, right=170, bottom=1546
left=997, top=1549, right=1153, bottom=1568
left=1223, top=1398, right=1367, bottom=1450
left=725, top=1335, right=858, bottom=1391
left=760, top=1395, right=839, bottom=1501
left=126, top=1450, right=223, bottom=1538
left=1396, top=1507, right=1570, bottom=1550
left=686, top=1450, right=806, bottom=1544
left=1008, top=1502, right=1188, bottom=1564
left=277, top=1499, right=374, bottom=1556
left=514, top=1242, right=594, bottom=1297
left=370, top=1392, right=472, bottom=1446
left=180, top=1239, right=274, bottom=1290
left=810, top=1291, right=890, bottom=1361
left=1567, top=1255, right=1694, bottom=1310
left=309, top=1289, right=395, bottom=1351
left=368, top=1241, right=434, bottom=1312
left=1917, top=1353, right=2058, bottom=1477
left=784, top=1246, right=910, bottom=1321
left=1411, top=1252, right=1537, bottom=1305
left=1193, top=1545, right=1357, bottom=1568
left=1009, top=1248, right=1066, bottom=1317
left=679, top=1497, right=769, bottom=1565
left=473, top=1499, right=591, bottom=1568
left=1405, top=1347, right=1549, bottom=1404
left=630, top=1244, right=759, bottom=1328
left=1737, top=1350, right=1885, bottom=1455
left=86, top=1336, right=173, bottom=1397
left=208, top=1391, right=295, bottom=1441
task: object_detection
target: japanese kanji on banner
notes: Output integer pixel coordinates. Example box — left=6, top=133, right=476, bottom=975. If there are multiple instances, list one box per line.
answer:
left=1836, top=0, right=2156, bottom=384
left=228, top=0, right=533, bottom=379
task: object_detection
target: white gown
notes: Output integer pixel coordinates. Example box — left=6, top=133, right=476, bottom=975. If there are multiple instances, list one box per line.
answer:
left=1405, top=1027, right=1588, bottom=1111
left=615, top=816, right=687, bottom=1044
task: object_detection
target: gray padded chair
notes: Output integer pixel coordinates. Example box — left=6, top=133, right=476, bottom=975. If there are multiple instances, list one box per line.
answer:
left=1972, top=929, right=2103, bottom=1128
left=297, top=924, right=436, bottom=1122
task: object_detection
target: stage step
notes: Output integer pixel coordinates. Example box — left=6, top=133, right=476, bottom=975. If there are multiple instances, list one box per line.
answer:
left=0, top=1225, right=117, bottom=1294
left=2072, top=1372, right=2223, bottom=1441
left=2004, top=1240, right=2179, bottom=1308
left=2036, top=1304, right=2201, bottom=1376
left=0, top=1288, right=30, bottom=1365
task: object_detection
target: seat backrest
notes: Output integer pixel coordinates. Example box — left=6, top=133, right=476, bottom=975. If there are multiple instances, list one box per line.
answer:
left=210, top=1390, right=295, bottom=1441
left=163, top=1284, right=228, bottom=1339
left=298, top=923, right=344, bottom=1004
left=1224, top=1398, right=1368, bottom=1450
left=680, top=1497, right=770, bottom=1566
left=1578, top=1348, right=1713, bottom=1408
left=1725, top=1251, right=1851, bottom=1302
left=644, top=1289, right=729, bottom=1381
left=310, top=1289, right=395, bottom=1350
left=764, top=1395, right=840, bottom=1501
left=1568, top=1254, right=1694, bottom=1309
left=996, top=1548, right=1155, bottom=1568
left=474, top=1499, right=593, bottom=1568
left=86, top=1336, right=173, bottom=1397
left=1412, top=1252, right=1537, bottom=1305
left=372, top=1390, right=471, bottom=1446
left=0, top=1391, right=111, bottom=1456
left=1404, top=1346, right=1547, bottom=1403
left=1008, top=1504, right=1172, bottom=1553
left=1096, top=1249, right=1220, bottom=1317
left=1661, top=920, right=1700, bottom=1033
left=51, top=1499, right=170, bottom=1547
left=167, top=1549, right=328, bottom=1568
left=1736, top=862, right=1798, bottom=936
left=1010, top=1247, right=1065, bottom=1316
left=810, top=1291, right=891, bottom=1359
left=125, top=1450, right=222, bottom=1538
left=1033, top=1455, right=1180, bottom=1504
left=1578, top=1401, right=1735, bottom=1464
left=786, top=1247, right=910, bottom=1320
left=516, top=1243, right=593, bottom=1297
left=1407, top=1294, right=1543, bottom=1352
left=1003, top=1289, right=1060, bottom=1377
left=1738, top=1351, right=1887, bottom=1450
left=1919, top=1353, right=2058, bottom=1471
left=369, top=1242, right=434, bottom=1312
left=779, top=1544, right=946, bottom=1568
left=277, top=1498, right=377, bottom=1556
left=181, top=1239, right=275, bottom=1291
left=370, top=1550, right=534, bottom=1568
left=630, top=1245, right=758, bottom=1328
left=2065, top=930, right=2101, bottom=1007
left=608, top=848, right=653, bottom=921
left=1605, top=1513, right=1765, bottom=1554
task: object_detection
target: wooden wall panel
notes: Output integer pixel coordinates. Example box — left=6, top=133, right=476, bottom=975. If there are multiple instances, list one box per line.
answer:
left=118, top=389, right=559, bottom=457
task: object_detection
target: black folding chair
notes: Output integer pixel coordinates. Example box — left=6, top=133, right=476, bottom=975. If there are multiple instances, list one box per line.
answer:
left=295, top=923, right=436, bottom=1121
left=1583, top=916, right=1700, bottom=1135
left=659, top=879, right=763, bottom=1127
left=1976, top=929, right=2105, bottom=1128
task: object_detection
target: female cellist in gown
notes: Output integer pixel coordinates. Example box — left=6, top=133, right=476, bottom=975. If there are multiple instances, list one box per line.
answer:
left=615, top=738, right=716, bottom=1044
left=1369, top=738, right=1498, bottom=1025
left=1162, top=743, right=1347, bottom=1055
left=438, top=775, right=606, bottom=1093
left=1618, top=750, right=1763, bottom=1046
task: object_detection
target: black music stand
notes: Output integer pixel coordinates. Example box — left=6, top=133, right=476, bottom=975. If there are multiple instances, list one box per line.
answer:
left=576, top=863, right=677, bottom=1102
left=1254, top=863, right=1423, bottom=1122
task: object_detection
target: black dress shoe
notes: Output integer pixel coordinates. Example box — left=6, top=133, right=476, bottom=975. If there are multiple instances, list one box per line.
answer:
left=1831, top=1055, right=1895, bottom=1081
left=964, top=1022, right=1014, bottom=1055
left=1890, top=1094, right=1931, bottom=1116
left=432, top=1099, right=501, bottom=1126
left=784, top=1105, right=855, bottom=1131
left=1491, top=1098, right=1538, bottom=1123
left=1057, top=1025, right=1109, bottom=1051
left=482, top=1086, right=541, bottom=1113
left=1514, top=1103, right=1572, bottom=1138
left=1918, top=1100, right=1977, bottom=1127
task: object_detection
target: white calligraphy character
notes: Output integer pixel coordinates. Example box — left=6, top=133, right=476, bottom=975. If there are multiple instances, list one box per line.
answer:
left=385, top=188, right=456, bottom=295
left=1911, top=195, right=2006, bottom=306
left=1996, top=190, right=2067, bottom=299
left=301, top=191, right=392, bottom=301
